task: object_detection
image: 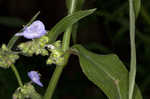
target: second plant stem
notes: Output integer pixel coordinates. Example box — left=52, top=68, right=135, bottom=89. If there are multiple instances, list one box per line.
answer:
left=43, top=66, right=64, bottom=99
left=43, top=0, right=77, bottom=99
left=10, top=64, right=23, bottom=87
left=129, top=0, right=136, bottom=98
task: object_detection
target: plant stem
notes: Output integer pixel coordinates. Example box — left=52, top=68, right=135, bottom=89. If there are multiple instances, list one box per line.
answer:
left=10, top=64, right=23, bottom=87
left=62, top=27, right=73, bottom=51
left=43, top=66, right=64, bottom=99
left=62, top=0, right=76, bottom=51
left=43, top=0, right=77, bottom=99
left=6, top=12, right=40, bottom=87
left=129, top=0, right=136, bottom=98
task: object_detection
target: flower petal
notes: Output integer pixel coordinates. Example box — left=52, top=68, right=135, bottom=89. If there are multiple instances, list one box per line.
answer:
left=28, top=71, right=43, bottom=87
left=15, top=20, right=47, bottom=39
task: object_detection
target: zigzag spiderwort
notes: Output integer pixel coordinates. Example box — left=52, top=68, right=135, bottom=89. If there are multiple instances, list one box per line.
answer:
left=1, top=0, right=142, bottom=98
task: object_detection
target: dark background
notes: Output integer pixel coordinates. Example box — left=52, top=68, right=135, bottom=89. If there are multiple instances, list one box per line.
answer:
left=0, top=0, right=150, bottom=99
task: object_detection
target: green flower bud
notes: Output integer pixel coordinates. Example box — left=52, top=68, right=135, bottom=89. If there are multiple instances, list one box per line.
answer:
left=46, top=57, right=53, bottom=65
left=38, top=36, right=49, bottom=43
left=53, top=40, right=61, bottom=48
left=47, top=49, right=65, bottom=66
left=38, top=36, right=49, bottom=48
left=2, top=44, right=8, bottom=51
left=40, top=49, right=49, bottom=56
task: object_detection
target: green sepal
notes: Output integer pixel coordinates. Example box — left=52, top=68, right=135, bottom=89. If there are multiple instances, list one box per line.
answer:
left=47, top=49, right=65, bottom=66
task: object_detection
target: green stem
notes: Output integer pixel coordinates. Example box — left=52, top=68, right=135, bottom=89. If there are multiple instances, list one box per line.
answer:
left=129, top=0, right=136, bottom=98
left=62, top=27, right=73, bottom=51
left=10, top=64, right=23, bottom=87
left=62, top=0, right=76, bottom=51
left=43, top=66, right=64, bottom=99
left=43, top=0, right=77, bottom=99
left=6, top=12, right=40, bottom=87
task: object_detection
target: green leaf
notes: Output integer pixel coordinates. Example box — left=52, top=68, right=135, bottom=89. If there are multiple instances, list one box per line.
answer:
left=47, top=8, right=96, bottom=43
left=134, top=0, right=141, bottom=18
left=133, top=85, right=143, bottom=99
left=73, top=44, right=143, bottom=99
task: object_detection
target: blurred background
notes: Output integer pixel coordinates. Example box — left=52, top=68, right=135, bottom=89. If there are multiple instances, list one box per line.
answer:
left=0, top=0, right=149, bottom=99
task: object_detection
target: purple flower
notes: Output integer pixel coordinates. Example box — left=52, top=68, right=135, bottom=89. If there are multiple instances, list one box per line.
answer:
left=15, top=20, right=47, bottom=39
left=28, top=71, right=43, bottom=87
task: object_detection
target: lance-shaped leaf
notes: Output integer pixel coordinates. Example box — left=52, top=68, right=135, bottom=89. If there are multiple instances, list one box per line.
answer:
left=73, top=44, right=143, bottom=99
left=47, top=8, right=96, bottom=43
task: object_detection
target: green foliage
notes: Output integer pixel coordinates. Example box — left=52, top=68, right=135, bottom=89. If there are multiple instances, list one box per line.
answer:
left=47, top=8, right=96, bottom=43
left=73, top=44, right=143, bottom=99
left=0, top=0, right=147, bottom=98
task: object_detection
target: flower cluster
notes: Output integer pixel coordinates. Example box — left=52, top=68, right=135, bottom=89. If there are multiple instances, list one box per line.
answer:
left=0, top=44, right=19, bottom=68
left=46, top=41, right=65, bottom=66
left=13, top=83, right=42, bottom=99
left=18, top=36, right=49, bottom=56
